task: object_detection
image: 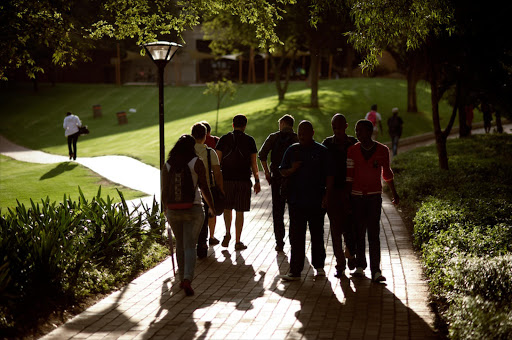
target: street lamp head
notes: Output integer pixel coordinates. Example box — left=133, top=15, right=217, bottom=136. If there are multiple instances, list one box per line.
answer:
left=143, top=41, right=182, bottom=63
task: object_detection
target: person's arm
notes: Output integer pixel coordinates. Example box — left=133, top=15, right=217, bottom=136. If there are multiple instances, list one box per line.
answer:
left=279, top=147, right=301, bottom=177
left=250, top=153, right=261, bottom=194
left=212, top=165, right=224, bottom=193
left=195, top=159, right=215, bottom=216
left=160, top=163, right=170, bottom=207
left=258, top=134, right=274, bottom=184
left=381, top=146, right=399, bottom=204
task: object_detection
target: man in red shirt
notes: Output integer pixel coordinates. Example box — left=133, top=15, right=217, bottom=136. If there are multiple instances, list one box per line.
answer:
left=346, top=120, right=399, bottom=282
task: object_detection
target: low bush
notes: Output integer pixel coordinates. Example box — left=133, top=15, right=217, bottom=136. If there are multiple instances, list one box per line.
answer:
left=0, top=187, right=167, bottom=337
left=392, top=134, right=512, bottom=339
left=446, top=256, right=512, bottom=340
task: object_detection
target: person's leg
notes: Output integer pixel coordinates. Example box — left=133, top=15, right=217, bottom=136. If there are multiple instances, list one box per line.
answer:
left=367, top=195, right=383, bottom=277
left=327, top=191, right=345, bottom=272
left=309, top=206, right=326, bottom=270
left=72, top=133, right=78, bottom=160
left=196, top=200, right=209, bottom=257
left=234, top=211, right=244, bottom=243
left=271, top=177, right=286, bottom=249
left=341, top=212, right=357, bottom=268
left=208, top=216, right=217, bottom=239
left=288, top=204, right=307, bottom=275
left=67, top=136, right=73, bottom=159
left=351, top=196, right=368, bottom=271
left=222, top=209, right=232, bottom=246
left=392, top=136, right=399, bottom=156
left=182, top=206, right=205, bottom=281
left=167, top=210, right=185, bottom=282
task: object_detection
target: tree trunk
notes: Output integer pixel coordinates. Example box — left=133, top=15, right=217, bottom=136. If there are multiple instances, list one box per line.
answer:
left=430, top=60, right=449, bottom=170
left=457, top=82, right=471, bottom=138
left=496, top=110, right=503, bottom=133
left=406, top=75, right=419, bottom=113
left=309, top=42, right=320, bottom=108
left=270, top=55, right=286, bottom=101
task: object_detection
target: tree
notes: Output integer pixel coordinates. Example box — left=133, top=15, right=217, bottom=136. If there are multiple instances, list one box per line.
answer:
left=349, top=0, right=512, bottom=169
left=1, top=0, right=293, bottom=81
left=0, top=0, right=97, bottom=81
left=203, top=79, right=238, bottom=135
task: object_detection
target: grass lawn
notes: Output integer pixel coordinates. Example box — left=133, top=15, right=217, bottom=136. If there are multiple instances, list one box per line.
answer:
left=0, top=78, right=458, bottom=168
left=0, top=155, right=146, bottom=209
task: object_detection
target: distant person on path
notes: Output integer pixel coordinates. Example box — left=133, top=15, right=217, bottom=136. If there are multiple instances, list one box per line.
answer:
left=63, top=111, right=82, bottom=160
left=258, top=114, right=298, bottom=252
left=322, top=114, right=358, bottom=278
left=161, top=134, right=214, bottom=296
left=365, top=104, right=383, bottom=141
left=481, top=102, right=493, bottom=133
left=465, top=104, right=474, bottom=135
left=346, top=120, right=399, bottom=283
left=191, top=123, right=224, bottom=258
left=216, top=114, right=261, bottom=251
left=200, top=121, right=222, bottom=243
left=279, top=120, right=333, bottom=281
left=201, top=120, right=220, bottom=149
left=387, top=107, right=404, bottom=156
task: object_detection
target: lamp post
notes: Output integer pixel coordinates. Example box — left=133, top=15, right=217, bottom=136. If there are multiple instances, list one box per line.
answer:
left=143, top=41, right=182, bottom=206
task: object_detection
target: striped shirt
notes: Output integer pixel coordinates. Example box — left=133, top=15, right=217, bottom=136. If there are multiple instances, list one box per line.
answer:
left=346, top=142, right=394, bottom=196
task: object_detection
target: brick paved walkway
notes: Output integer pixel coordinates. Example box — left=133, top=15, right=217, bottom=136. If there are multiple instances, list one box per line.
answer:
left=1, top=134, right=443, bottom=339
left=40, top=181, right=439, bottom=340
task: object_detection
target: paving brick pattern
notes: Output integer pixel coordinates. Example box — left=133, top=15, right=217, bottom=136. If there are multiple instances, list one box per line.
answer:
left=42, top=180, right=439, bottom=340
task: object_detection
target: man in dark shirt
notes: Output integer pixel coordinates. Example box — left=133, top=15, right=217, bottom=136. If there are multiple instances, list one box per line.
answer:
left=322, top=113, right=358, bottom=278
left=216, top=114, right=261, bottom=251
left=279, top=120, right=333, bottom=280
left=387, top=108, right=403, bottom=156
left=258, top=114, right=298, bottom=252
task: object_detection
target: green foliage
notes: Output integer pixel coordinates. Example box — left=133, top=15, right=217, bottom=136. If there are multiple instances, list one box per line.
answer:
left=393, top=134, right=512, bottom=339
left=0, top=188, right=167, bottom=334
left=446, top=256, right=512, bottom=340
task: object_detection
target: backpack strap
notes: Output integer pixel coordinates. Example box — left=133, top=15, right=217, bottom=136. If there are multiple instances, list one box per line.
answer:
left=207, top=148, right=215, bottom=187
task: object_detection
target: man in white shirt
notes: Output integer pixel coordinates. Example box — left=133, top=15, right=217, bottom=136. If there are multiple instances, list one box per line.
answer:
left=191, top=122, right=224, bottom=258
left=63, top=112, right=82, bottom=160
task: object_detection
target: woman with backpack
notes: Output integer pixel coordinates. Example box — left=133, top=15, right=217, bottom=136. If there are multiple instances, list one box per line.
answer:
left=161, top=134, right=214, bottom=296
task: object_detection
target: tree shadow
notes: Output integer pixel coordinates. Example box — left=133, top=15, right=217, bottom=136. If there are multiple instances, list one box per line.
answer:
left=39, top=162, right=78, bottom=180
left=140, top=250, right=266, bottom=339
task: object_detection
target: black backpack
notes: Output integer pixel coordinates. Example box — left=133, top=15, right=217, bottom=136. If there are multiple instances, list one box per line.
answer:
left=270, top=131, right=297, bottom=172
left=163, top=158, right=197, bottom=210
left=221, top=133, right=250, bottom=180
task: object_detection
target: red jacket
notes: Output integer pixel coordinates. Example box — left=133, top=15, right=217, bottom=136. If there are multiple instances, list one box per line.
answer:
left=346, top=142, right=394, bottom=195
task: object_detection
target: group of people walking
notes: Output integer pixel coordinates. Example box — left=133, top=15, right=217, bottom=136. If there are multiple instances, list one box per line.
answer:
left=161, top=111, right=400, bottom=296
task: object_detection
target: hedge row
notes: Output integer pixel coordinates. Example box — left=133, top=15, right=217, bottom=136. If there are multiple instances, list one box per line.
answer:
left=392, top=134, right=512, bottom=339
left=0, top=188, right=168, bottom=337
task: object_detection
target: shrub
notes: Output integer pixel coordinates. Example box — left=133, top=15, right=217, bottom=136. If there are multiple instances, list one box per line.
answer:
left=446, top=256, right=512, bottom=340
left=0, top=187, right=167, bottom=335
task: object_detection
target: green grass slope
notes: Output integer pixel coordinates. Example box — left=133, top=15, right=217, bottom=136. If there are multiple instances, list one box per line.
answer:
left=0, top=78, right=455, bottom=167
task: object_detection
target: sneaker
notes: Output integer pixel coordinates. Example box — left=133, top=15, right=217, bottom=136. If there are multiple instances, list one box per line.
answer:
left=275, top=245, right=284, bottom=252
left=352, top=267, right=364, bottom=277
left=180, top=279, right=195, bottom=296
left=347, top=257, right=356, bottom=270
left=280, top=273, right=301, bottom=281
left=235, top=242, right=247, bottom=251
left=315, top=268, right=326, bottom=277
left=334, top=269, right=346, bottom=279
left=372, top=271, right=387, bottom=283
left=209, top=237, right=220, bottom=245
left=221, top=234, right=231, bottom=247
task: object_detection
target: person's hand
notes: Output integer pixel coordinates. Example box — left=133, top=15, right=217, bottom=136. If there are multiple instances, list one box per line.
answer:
left=254, top=182, right=261, bottom=194
left=208, top=207, right=215, bottom=218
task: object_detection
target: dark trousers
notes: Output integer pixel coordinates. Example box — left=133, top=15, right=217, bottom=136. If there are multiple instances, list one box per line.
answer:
left=289, top=204, right=326, bottom=275
left=327, top=188, right=357, bottom=271
left=67, top=132, right=79, bottom=159
left=271, top=176, right=287, bottom=248
left=391, top=135, right=400, bottom=156
left=197, top=200, right=209, bottom=248
left=352, top=195, right=382, bottom=276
